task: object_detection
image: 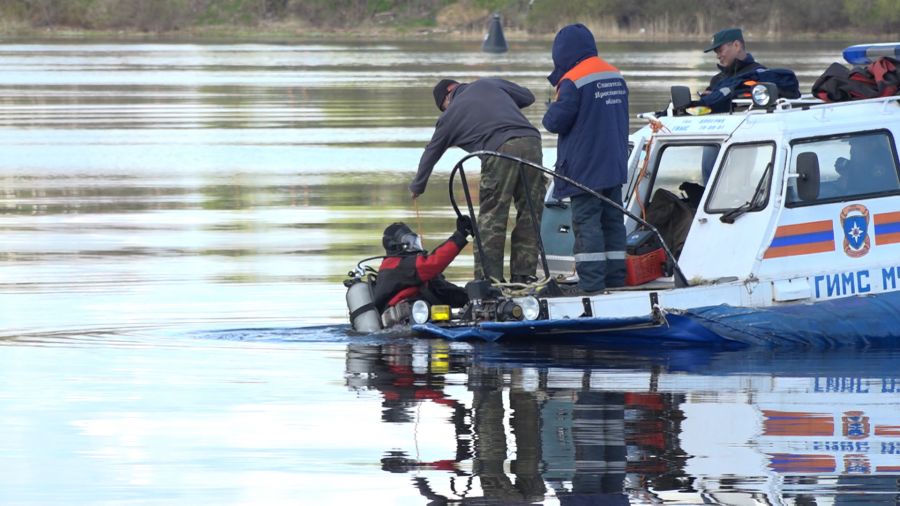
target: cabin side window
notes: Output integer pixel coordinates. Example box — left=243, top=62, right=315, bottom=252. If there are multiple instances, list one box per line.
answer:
left=705, top=143, right=775, bottom=213
left=786, top=130, right=900, bottom=206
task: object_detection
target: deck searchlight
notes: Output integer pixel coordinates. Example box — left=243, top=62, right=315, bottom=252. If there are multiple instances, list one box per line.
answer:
left=750, top=82, right=779, bottom=107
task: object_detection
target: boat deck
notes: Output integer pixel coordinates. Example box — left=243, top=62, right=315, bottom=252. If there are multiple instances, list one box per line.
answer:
left=612, top=278, right=675, bottom=291
left=552, top=277, right=676, bottom=294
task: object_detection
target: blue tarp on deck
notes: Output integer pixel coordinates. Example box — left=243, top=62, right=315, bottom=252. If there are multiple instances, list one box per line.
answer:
left=684, top=290, right=900, bottom=347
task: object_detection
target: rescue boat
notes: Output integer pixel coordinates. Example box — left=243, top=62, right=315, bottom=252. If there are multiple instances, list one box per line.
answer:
left=345, top=53, right=900, bottom=347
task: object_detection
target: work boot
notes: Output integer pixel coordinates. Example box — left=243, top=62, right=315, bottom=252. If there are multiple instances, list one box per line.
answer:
left=536, top=278, right=563, bottom=297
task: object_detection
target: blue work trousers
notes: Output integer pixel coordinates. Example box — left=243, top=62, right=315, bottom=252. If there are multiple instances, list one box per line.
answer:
left=571, top=187, right=627, bottom=291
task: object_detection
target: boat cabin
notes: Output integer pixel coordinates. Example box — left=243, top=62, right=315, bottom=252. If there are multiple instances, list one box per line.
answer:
left=541, top=92, right=900, bottom=316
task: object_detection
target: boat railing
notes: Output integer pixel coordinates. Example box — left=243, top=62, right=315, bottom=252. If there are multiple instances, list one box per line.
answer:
left=643, top=94, right=900, bottom=120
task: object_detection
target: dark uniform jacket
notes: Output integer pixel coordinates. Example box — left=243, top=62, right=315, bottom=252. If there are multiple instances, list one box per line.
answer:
left=373, top=231, right=468, bottom=312
left=707, top=53, right=764, bottom=90
left=701, top=54, right=800, bottom=112
left=701, top=55, right=766, bottom=112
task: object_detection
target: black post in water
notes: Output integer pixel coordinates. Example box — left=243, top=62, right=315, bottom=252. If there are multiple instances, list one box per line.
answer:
left=481, top=13, right=508, bottom=54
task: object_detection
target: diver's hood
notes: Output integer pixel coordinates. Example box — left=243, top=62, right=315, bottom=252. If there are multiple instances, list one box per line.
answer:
left=382, top=222, right=423, bottom=255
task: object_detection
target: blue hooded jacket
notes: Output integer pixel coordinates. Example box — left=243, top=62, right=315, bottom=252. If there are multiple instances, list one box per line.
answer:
left=543, top=24, right=629, bottom=198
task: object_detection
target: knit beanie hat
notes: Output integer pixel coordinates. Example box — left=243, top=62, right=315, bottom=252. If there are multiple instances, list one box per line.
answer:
left=432, top=79, right=459, bottom=111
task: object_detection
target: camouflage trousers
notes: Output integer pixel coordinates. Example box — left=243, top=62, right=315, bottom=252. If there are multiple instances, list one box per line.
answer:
left=474, top=136, right=547, bottom=282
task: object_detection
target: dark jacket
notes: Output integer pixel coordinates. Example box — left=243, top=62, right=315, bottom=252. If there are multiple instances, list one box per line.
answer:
left=373, top=231, right=468, bottom=311
left=410, top=78, right=541, bottom=195
left=701, top=53, right=799, bottom=112
left=542, top=24, right=629, bottom=198
left=707, top=53, right=764, bottom=90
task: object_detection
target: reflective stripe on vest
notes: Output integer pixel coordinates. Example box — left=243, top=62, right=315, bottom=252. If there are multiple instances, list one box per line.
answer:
left=559, top=56, right=622, bottom=90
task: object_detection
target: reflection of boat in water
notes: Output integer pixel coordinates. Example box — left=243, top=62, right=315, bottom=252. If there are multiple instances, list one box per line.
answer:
left=346, top=52, right=900, bottom=345
left=344, top=340, right=900, bottom=503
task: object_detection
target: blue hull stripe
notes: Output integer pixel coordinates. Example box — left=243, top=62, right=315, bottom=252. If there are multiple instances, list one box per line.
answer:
left=769, top=230, right=835, bottom=248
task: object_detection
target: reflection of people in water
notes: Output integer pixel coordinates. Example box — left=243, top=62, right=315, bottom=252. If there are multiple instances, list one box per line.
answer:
left=545, top=391, right=629, bottom=504
left=833, top=135, right=898, bottom=195
left=541, top=378, right=690, bottom=503
left=345, top=342, right=472, bottom=473
left=470, top=368, right=546, bottom=502
left=346, top=343, right=689, bottom=503
left=346, top=344, right=548, bottom=502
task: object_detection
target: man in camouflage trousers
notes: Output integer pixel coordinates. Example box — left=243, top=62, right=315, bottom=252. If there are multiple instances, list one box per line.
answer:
left=476, top=136, right=545, bottom=282
left=410, top=78, right=546, bottom=283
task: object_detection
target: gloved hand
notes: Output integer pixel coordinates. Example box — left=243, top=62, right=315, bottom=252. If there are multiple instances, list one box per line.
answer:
left=456, top=215, right=474, bottom=237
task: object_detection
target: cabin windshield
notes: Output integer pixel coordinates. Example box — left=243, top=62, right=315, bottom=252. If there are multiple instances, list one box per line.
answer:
left=706, top=143, right=775, bottom=213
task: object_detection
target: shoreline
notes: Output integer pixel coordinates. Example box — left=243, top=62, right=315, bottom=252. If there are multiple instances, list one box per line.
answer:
left=0, top=21, right=885, bottom=44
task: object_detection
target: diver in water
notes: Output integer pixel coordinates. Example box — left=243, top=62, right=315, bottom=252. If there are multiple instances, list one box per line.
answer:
left=373, top=217, right=473, bottom=320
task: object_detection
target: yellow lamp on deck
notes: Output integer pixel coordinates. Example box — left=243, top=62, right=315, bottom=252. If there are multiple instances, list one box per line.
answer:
left=430, top=305, right=451, bottom=321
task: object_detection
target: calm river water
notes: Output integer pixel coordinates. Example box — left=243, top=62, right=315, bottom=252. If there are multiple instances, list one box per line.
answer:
left=1, top=40, right=898, bottom=504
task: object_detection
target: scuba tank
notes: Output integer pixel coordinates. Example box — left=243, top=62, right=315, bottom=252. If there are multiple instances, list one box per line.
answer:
left=345, top=271, right=382, bottom=333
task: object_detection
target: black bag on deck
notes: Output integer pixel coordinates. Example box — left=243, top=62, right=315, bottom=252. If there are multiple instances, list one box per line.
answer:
left=812, top=57, right=900, bottom=102
left=645, top=188, right=694, bottom=259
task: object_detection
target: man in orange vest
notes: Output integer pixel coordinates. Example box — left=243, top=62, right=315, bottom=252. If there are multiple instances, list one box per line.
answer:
left=543, top=24, right=629, bottom=295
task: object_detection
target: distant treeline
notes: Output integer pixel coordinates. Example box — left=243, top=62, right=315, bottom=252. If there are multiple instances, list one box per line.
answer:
left=2, top=0, right=899, bottom=35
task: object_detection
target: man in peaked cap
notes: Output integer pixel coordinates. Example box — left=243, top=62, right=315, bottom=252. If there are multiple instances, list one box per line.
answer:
left=703, top=27, right=765, bottom=95
left=699, top=27, right=803, bottom=113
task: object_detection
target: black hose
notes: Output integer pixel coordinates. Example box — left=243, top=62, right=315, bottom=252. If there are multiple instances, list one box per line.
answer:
left=356, top=255, right=387, bottom=272
left=448, top=150, right=690, bottom=288
left=450, top=164, right=488, bottom=280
